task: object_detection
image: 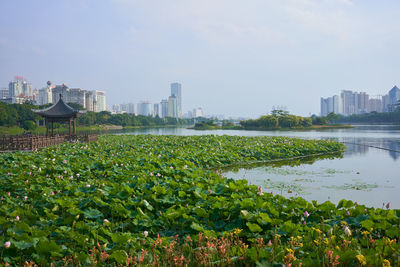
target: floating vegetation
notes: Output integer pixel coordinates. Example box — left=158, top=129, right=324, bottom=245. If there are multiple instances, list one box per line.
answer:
left=323, top=182, right=379, bottom=191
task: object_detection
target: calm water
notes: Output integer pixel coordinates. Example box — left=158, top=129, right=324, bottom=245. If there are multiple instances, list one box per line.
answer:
left=115, top=125, right=400, bottom=208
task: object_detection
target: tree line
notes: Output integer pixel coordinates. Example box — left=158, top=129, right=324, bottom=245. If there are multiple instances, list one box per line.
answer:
left=0, top=102, right=191, bottom=130
left=334, top=108, right=400, bottom=124
left=240, top=110, right=313, bottom=129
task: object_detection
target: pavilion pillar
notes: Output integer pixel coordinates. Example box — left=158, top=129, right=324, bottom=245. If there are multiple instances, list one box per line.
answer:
left=45, top=119, right=49, bottom=136
left=73, top=119, right=76, bottom=136
left=51, top=121, right=54, bottom=136
left=69, top=119, right=72, bottom=137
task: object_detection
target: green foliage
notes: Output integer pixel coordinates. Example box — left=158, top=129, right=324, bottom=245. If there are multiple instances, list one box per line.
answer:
left=0, top=135, right=397, bottom=266
left=336, top=109, right=400, bottom=124
left=240, top=112, right=313, bottom=129
left=21, top=120, right=37, bottom=131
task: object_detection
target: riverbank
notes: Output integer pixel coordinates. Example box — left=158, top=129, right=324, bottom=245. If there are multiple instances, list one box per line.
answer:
left=1, top=135, right=399, bottom=266
left=0, top=124, right=188, bottom=135
left=189, top=123, right=353, bottom=131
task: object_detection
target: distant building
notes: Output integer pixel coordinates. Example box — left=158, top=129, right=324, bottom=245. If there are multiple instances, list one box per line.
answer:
left=320, top=95, right=341, bottom=116
left=193, top=107, right=204, bottom=118
left=137, top=101, right=153, bottom=116
left=171, top=82, right=182, bottom=117
left=160, top=99, right=168, bottom=118
left=52, top=84, right=87, bottom=109
left=368, top=97, right=382, bottom=113
left=38, top=87, right=53, bottom=105
left=388, top=86, right=400, bottom=111
left=0, top=88, right=9, bottom=99
left=153, top=103, right=160, bottom=117
left=112, top=104, right=120, bottom=113
left=168, top=95, right=178, bottom=118
left=8, top=76, right=33, bottom=104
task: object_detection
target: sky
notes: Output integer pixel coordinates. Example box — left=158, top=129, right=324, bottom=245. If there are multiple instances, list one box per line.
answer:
left=1, top=0, right=400, bottom=117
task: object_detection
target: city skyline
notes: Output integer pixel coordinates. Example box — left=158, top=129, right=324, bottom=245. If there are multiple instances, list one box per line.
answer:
left=2, top=1, right=400, bottom=117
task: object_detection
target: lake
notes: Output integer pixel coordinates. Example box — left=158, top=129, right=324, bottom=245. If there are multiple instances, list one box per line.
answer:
left=115, top=125, right=400, bottom=208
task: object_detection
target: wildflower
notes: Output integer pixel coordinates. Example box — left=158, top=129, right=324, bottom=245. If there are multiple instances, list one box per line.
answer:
left=63, top=160, right=67, bottom=164
left=104, top=219, right=110, bottom=224
left=25, top=180, right=29, bottom=183
left=120, top=163, right=124, bottom=166
left=208, top=189, right=212, bottom=195
left=328, top=228, right=333, bottom=235
left=382, top=259, right=391, bottom=267
left=267, top=240, right=272, bottom=246
left=346, top=210, right=350, bottom=216
left=4, top=241, right=11, bottom=248
left=313, top=240, right=319, bottom=245
left=7, top=192, right=10, bottom=196
left=184, top=165, right=188, bottom=168
left=86, top=184, right=91, bottom=188
left=144, top=231, right=148, bottom=237
left=361, top=231, right=370, bottom=236
left=304, top=211, right=309, bottom=217
left=24, top=196, right=28, bottom=200
left=344, top=226, right=352, bottom=236
left=77, top=173, right=80, bottom=177
left=156, top=173, right=161, bottom=177
left=51, top=191, right=55, bottom=196
left=170, top=166, right=173, bottom=169
left=233, top=228, right=242, bottom=235
left=16, top=216, right=20, bottom=221
left=150, top=172, right=153, bottom=176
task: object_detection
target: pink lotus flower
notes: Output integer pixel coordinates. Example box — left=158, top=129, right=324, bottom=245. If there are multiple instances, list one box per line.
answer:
left=15, top=216, right=19, bottom=221
left=104, top=219, right=110, bottom=224
left=4, top=241, right=11, bottom=248
left=267, top=240, right=272, bottom=246
left=51, top=191, right=55, bottom=196
left=24, top=196, right=28, bottom=200
left=304, top=211, right=310, bottom=217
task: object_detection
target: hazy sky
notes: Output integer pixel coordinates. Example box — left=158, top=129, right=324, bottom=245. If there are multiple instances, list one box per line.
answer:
left=1, top=0, right=400, bottom=117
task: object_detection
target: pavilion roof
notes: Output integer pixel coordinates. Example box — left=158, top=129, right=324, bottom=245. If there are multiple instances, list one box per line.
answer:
left=33, top=95, right=84, bottom=118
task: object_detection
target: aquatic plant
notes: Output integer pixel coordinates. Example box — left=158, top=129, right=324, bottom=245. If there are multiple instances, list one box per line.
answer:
left=0, top=135, right=398, bottom=266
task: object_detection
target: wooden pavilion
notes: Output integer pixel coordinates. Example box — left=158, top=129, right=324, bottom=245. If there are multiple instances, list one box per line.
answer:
left=33, top=94, right=85, bottom=137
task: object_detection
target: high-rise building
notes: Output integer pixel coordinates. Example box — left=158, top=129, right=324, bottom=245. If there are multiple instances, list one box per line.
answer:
left=193, top=107, right=204, bottom=118
left=368, top=97, right=382, bottom=113
left=137, top=101, right=153, bottom=116
left=382, top=94, right=390, bottom=112
left=38, top=83, right=53, bottom=105
left=168, top=95, right=178, bottom=118
left=358, top=92, right=369, bottom=114
left=171, top=82, right=182, bottom=117
left=0, top=88, right=9, bottom=99
left=153, top=103, right=160, bottom=117
left=320, top=95, right=341, bottom=116
left=52, top=84, right=87, bottom=109
left=160, top=99, right=169, bottom=118
left=9, top=76, right=33, bottom=98
left=388, top=86, right=400, bottom=111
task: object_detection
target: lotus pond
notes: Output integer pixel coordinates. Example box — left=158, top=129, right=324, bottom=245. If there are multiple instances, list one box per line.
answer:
left=0, top=135, right=399, bottom=266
